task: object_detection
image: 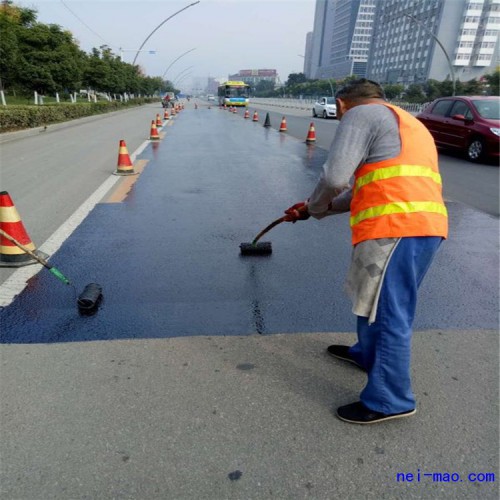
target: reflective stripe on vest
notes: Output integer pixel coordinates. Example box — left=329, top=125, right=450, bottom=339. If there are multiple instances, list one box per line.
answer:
left=353, top=164, right=442, bottom=195
left=350, top=200, right=448, bottom=227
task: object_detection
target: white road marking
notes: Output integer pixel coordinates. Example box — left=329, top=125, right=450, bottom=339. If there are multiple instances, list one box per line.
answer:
left=0, top=140, right=150, bottom=308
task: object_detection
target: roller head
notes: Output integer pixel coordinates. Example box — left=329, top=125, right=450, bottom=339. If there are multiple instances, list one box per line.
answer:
left=77, top=283, right=103, bottom=313
left=239, top=242, right=272, bottom=256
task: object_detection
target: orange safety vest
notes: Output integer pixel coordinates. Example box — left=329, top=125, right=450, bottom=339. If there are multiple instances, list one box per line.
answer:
left=350, top=103, right=448, bottom=245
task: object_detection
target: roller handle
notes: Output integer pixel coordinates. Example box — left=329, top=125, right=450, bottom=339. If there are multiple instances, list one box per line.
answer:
left=251, top=216, right=286, bottom=246
left=0, top=228, right=71, bottom=285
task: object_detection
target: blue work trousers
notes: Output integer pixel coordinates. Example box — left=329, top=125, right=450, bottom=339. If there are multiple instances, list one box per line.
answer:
left=349, top=236, right=443, bottom=414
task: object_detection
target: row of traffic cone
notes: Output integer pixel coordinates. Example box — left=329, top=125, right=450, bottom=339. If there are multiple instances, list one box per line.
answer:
left=1, top=102, right=189, bottom=265
left=239, top=109, right=316, bottom=143
left=118, top=104, right=181, bottom=175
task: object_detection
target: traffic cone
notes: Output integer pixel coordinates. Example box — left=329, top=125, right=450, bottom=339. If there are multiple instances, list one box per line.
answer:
left=171, top=107, right=176, bottom=117
left=0, top=191, right=48, bottom=267
left=263, top=112, right=271, bottom=127
left=279, top=116, right=287, bottom=132
left=232, top=107, right=237, bottom=113
left=244, top=109, right=250, bottom=119
left=155, top=113, right=163, bottom=128
left=252, top=111, right=259, bottom=122
left=195, top=103, right=198, bottom=109
left=114, top=140, right=138, bottom=176
left=305, top=122, right=316, bottom=143
left=150, top=120, right=160, bottom=140
left=163, top=109, right=170, bottom=120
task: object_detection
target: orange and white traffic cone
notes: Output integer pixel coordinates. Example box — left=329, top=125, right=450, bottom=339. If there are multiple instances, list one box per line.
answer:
left=244, top=109, right=250, bottom=119
left=252, top=111, right=259, bottom=122
left=114, top=139, right=138, bottom=176
left=171, top=107, right=176, bottom=117
left=305, top=122, right=316, bottom=143
left=155, top=113, right=163, bottom=128
left=150, top=120, right=160, bottom=140
left=279, top=117, right=288, bottom=132
left=232, top=107, right=237, bottom=113
left=163, top=109, right=170, bottom=121
left=0, top=191, right=48, bottom=267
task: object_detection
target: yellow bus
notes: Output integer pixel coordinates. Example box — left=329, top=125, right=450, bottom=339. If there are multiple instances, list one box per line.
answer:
left=217, top=81, right=250, bottom=107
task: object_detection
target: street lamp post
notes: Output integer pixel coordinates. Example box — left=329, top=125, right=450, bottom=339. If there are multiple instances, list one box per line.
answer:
left=404, top=13, right=456, bottom=96
left=173, top=66, right=195, bottom=85
left=132, top=1, right=200, bottom=66
left=162, top=48, right=196, bottom=79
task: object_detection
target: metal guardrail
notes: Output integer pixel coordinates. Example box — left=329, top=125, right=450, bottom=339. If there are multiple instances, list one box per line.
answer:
left=251, top=97, right=427, bottom=114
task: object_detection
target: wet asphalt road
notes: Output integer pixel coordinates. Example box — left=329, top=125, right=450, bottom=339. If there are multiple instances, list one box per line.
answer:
left=1, top=107, right=498, bottom=343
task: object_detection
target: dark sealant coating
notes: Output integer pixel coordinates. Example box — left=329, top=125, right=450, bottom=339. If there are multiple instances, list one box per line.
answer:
left=1, top=108, right=498, bottom=343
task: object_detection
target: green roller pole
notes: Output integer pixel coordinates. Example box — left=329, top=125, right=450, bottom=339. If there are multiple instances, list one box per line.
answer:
left=49, top=266, right=71, bottom=285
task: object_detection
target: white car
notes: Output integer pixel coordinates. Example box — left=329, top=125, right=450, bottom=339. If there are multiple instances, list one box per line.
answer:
left=313, top=97, right=337, bottom=119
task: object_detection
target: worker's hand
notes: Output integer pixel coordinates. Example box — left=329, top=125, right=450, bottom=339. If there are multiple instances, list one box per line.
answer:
left=284, top=201, right=310, bottom=223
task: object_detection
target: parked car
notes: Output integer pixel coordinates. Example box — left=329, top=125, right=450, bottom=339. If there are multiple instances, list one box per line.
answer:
left=313, top=97, right=337, bottom=119
left=416, top=96, right=500, bottom=162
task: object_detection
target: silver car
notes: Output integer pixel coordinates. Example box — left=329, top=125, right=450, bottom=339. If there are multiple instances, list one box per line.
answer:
left=313, top=97, right=337, bottom=119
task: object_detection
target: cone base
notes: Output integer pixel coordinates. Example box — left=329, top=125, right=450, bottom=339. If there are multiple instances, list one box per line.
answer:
left=113, top=170, right=139, bottom=176
left=0, top=249, right=49, bottom=268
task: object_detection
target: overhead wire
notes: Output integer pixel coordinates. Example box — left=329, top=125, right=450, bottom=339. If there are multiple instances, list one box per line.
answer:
left=59, top=0, right=116, bottom=49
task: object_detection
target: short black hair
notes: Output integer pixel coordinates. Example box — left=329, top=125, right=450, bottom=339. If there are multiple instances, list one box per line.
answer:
left=335, top=78, right=386, bottom=101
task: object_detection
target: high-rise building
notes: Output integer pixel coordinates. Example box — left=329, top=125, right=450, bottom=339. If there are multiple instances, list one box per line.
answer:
left=304, top=32, right=314, bottom=78
left=306, top=0, right=376, bottom=79
left=367, top=0, right=500, bottom=85
left=308, top=0, right=337, bottom=79
left=329, top=0, right=376, bottom=78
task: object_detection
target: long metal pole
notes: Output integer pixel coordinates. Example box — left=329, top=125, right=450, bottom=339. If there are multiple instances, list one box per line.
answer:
left=404, top=14, right=456, bottom=96
left=132, top=1, right=200, bottom=66
left=162, top=48, right=196, bottom=79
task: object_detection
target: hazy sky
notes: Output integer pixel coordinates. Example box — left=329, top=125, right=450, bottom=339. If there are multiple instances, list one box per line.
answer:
left=17, top=0, right=316, bottom=90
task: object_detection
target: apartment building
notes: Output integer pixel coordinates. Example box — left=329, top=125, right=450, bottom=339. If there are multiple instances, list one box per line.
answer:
left=305, top=0, right=376, bottom=79
left=367, top=0, right=500, bottom=85
left=306, top=0, right=499, bottom=84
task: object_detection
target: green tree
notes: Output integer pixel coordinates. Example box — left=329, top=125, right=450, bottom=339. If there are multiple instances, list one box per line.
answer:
left=0, top=1, right=37, bottom=90
left=286, top=72, right=307, bottom=86
left=462, top=78, right=483, bottom=95
left=254, top=80, right=275, bottom=97
left=382, top=84, right=404, bottom=100
left=404, top=84, right=426, bottom=103
left=483, top=67, right=500, bottom=96
left=423, top=79, right=441, bottom=101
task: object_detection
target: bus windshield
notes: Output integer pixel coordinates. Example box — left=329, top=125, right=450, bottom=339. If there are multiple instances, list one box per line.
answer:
left=225, top=86, right=248, bottom=97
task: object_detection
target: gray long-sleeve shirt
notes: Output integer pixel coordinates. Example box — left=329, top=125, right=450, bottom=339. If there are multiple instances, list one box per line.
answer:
left=307, top=103, right=401, bottom=216
left=307, top=103, right=403, bottom=321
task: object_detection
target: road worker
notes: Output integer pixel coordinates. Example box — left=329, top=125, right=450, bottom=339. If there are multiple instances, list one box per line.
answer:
left=285, top=78, right=448, bottom=424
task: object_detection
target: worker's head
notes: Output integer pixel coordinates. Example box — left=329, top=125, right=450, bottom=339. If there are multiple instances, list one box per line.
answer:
left=335, top=78, right=386, bottom=119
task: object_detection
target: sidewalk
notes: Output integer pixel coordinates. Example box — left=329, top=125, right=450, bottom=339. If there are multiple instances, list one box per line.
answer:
left=1, top=330, right=497, bottom=499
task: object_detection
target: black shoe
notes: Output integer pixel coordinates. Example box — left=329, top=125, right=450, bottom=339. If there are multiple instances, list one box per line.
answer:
left=336, top=401, right=416, bottom=425
left=326, top=345, right=365, bottom=371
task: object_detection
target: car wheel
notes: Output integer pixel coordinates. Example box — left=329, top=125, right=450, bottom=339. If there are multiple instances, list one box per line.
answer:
left=323, top=110, right=327, bottom=119
left=312, top=108, right=317, bottom=117
left=467, top=137, right=485, bottom=162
